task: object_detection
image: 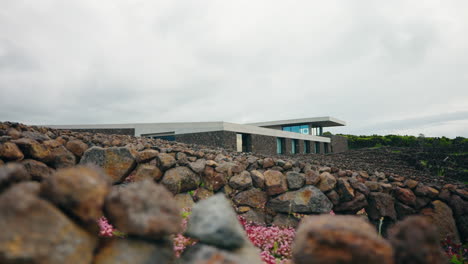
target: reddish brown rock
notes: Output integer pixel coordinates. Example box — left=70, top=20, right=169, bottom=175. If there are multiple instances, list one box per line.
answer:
left=388, top=216, right=446, bottom=264
left=336, top=178, right=355, bottom=202
left=42, top=166, right=111, bottom=222
left=404, top=179, right=419, bottom=189
left=326, top=190, right=340, bottom=205
left=304, top=170, right=320, bottom=185
left=365, top=181, right=381, bottom=192
left=262, top=158, right=275, bottom=169
left=157, top=153, right=176, bottom=170
left=394, top=187, right=416, bottom=207
left=134, top=149, right=159, bottom=163
left=421, top=200, right=460, bottom=243
left=193, top=187, right=214, bottom=202
left=65, top=139, right=88, bottom=158
left=22, top=159, right=53, bottom=181
left=174, top=193, right=195, bottom=209
left=161, top=166, right=200, bottom=194
left=12, top=137, right=50, bottom=161
left=0, top=183, right=96, bottom=264
left=128, top=164, right=163, bottom=182
left=233, top=188, right=267, bottom=209
left=216, top=161, right=243, bottom=178
left=264, top=169, right=287, bottom=196
left=94, top=238, right=174, bottom=264
left=293, top=215, right=393, bottom=264
left=317, top=172, right=336, bottom=192
left=250, top=170, right=265, bottom=188
left=0, top=142, right=24, bottom=161
left=80, top=147, right=136, bottom=183
left=202, top=166, right=226, bottom=191
left=105, top=180, right=182, bottom=238
left=229, top=171, right=252, bottom=190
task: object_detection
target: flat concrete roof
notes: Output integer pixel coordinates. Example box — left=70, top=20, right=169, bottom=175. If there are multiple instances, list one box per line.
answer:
left=246, top=116, right=346, bottom=127
left=48, top=121, right=331, bottom=143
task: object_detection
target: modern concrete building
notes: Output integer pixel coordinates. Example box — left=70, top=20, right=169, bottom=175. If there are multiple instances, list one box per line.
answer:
left=49, top=117, right=347, bottom=155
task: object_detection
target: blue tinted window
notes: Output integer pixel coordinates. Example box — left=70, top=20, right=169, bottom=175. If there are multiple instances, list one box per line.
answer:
left=283, top=125, right=309, bottom=135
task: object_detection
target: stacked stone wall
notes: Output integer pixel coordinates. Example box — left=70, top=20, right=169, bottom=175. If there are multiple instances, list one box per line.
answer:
left=0, top=121, right=466, bottom=263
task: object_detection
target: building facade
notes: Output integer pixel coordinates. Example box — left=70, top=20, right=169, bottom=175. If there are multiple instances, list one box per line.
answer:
left=49, top=117, right=347, bottom=155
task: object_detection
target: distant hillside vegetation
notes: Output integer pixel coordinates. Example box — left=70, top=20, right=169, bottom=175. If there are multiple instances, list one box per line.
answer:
left=338, top=134, right=468, bottom=184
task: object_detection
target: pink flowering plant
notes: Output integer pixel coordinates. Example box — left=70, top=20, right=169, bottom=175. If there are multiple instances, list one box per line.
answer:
left=97, top=216, right=126, bottom=238
left=173, top=208, right=198, bottom=257
left=239, top=216, right=295, bottom=264
left=441, top=236, right=468, bottom=264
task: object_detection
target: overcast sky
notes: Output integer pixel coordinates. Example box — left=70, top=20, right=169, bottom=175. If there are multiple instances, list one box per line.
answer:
left=1, top=1, right=467, bottom=137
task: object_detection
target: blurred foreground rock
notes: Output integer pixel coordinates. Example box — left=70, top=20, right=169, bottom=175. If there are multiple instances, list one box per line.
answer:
left=292, top=215, right=394, bottom=264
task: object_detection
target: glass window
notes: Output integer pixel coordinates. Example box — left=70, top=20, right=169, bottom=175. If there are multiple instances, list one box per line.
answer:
left=291, top=139, right=296, bottom=154
left=283, top=125, right=310, bottom=135
left=277, top=138, right=283, bottom=154
left=304, top=141, right=310, bottom=153
left=315, top=142, right=320, bottom=153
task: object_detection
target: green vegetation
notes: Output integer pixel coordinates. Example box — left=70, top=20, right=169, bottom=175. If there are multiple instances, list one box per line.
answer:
left=340, top=134, right=468, bottom=150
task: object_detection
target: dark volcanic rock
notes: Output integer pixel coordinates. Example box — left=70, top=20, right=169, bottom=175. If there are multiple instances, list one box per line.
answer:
left=286, top=171, right=305, bottom=190
left=80, top=146, right=136, bottom=183
left=0, top=183, right=96, bottom=264
left=267, top=185, right=333, bottom=214
left=161, top=166, right=200, bottom=194
left=366, top=192, right=397, bottom=221
left=104, top=180, right=181, bottom=238
left=202, top=166, right=226, bottom=191
left=334, top=192, right=368, bottom=213
left=185, top=194, right=247, bottom=250
left=336, top=178, right=355, bottom=202
left=272, top=213, right=299, bottom=228
left=0, top=162, right=30, bottom=191
left=233, top=188, right=267, bottom=209
left=292, top=215, right=394, bottom=264
left=22, top=159, right=53, bottom=181
left=229, top=171, right=252, bottom=190
left=188, top=159, right=206, bottom=174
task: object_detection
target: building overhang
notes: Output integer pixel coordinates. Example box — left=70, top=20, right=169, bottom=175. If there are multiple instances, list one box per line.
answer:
left=47, top=121, right=332, bottom=143
left=246, top=116, right=346, bottom=128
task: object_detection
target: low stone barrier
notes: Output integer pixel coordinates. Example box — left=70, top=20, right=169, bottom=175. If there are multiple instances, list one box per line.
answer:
left=0, top=121, right=467, bottom=263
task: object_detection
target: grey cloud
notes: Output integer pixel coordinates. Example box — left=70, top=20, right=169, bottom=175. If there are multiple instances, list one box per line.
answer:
left=0, top=0, right=467, bottom=137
